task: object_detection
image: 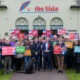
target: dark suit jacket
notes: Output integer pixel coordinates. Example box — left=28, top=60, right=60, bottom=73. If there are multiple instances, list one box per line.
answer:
left=42, top=42, right=53, bottom=53
left=31, top=42, right=41, bottom=55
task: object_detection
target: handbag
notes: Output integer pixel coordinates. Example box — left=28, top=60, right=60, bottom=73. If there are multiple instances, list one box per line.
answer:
left=24, top=49, right=31, bottom=56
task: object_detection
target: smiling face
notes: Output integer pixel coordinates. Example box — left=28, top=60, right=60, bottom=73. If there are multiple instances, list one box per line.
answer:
left=5, top=40, right=9, bottom=44
left=34, top=37, right=38, bottom=43
left=58, top=37, right=63, bottom=43
left=74, top=40, right=78, bottom=46
left=45, top=37, right=49, bottom=42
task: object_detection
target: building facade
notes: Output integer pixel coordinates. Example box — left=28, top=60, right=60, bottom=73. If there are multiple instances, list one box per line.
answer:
left=0, top=0, right=80, bottom=37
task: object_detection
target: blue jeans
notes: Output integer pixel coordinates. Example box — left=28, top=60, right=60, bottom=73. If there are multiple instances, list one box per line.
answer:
left=34, top=55, right=41, bottom=70
left=24, top=56, right=31, bottom=68
left=43, top=52, right=52, bottom=70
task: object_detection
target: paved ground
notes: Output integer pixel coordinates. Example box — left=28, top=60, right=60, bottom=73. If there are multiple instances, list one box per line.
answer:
left=11, top=69, right=68, bottom=80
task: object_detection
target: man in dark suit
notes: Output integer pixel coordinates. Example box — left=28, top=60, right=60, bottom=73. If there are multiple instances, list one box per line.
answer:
left=31, top=37, right=41, bottom=71
left=42, top=37, right=53, bottom=71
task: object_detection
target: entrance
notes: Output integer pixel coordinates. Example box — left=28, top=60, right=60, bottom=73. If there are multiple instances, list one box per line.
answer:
left=33, top=16, right=46, bottom=37
left=15, top=17, right=29, bottom=35
left=38, top=30, right=43, bottom=36
left=50, top=17, right=63, bottom=35
left=20, top=30, right=28, bottom=34
left=52, top=30, right=57, bottom=35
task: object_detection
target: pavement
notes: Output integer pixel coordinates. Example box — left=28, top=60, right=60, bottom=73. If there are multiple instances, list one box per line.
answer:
left=11, top=69, right=68, bottom=80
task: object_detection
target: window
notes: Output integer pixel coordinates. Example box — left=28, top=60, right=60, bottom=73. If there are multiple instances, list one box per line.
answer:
left=50, top=17, right=63, bottom=30
left=33, top=17, right=46, bottom=30
left=15, top=17, right=29, bottom=30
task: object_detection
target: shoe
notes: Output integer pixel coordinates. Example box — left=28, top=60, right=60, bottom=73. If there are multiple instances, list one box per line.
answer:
left=38, top=69, right=40, bottom=71
left=60, top=70, right=64, bottom=73
left=58, top=70, right=61, bottom=73
left=76, top=70, right=79, bottom=73
left=42, top=69, right=46, bottom=72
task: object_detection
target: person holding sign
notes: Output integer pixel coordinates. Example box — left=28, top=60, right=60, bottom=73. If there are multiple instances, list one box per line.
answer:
left=3, top=40, right=12, bottom=75
left=24, top=39, right=32, bottom=70
left=14, top=41, right=24, bottom=72
left=74, top=40, right=80, bottom=73
left=65, top=39, right=74, bottom=69
left=54, top=37, right=66, bottom=73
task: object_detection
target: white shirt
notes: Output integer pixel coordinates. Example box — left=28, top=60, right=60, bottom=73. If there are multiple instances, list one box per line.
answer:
left=46, top=42, right=48, bottom=50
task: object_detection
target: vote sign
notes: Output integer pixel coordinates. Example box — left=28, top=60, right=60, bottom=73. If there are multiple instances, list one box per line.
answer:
left=69, top=33, right=75, bottom=40
left=74, top=46, right=80, bottom=53
left=14, top=29, right=20, bottom=35
left=65, top=42, right=73, bottom=49
left=2, top=46, right=16, bottom=56
left=18, top=33, right=25, bottom=39
left=32, top=30, right=38, bottom=36
left=16, top=46, right=25, bottom=53
left=54, top=45, right=61, bottom=54
left=46, top=30, right=52, bottom=36
left=58, top=28, right=66, bottom=35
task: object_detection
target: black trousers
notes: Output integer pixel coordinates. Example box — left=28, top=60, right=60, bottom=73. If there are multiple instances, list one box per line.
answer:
left=76, top=63, right=80, bottom=72
left=15, top=58, right=23, bottom=71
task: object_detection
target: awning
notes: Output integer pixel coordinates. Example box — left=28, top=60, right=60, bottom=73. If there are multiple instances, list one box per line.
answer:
left=0, top=5, right=7, bottom=9
left=70, top=5, right=80, bottom=9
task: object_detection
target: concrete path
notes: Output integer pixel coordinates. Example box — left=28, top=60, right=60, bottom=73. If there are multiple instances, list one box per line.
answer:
left=11, top=69, right=68, bottom=80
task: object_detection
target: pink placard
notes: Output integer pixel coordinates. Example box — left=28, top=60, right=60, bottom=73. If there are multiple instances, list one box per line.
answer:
left=46, top=30, right=52, bottom=36
left=18, top=33, right=25, bottom=39
left=69, top=33, right=75, bottom=40
left=58, top=28, right=66, bottom=35
left=61, top=28, right=66, bottom=35
left=32, top=30, right=38, bottom=36
left=11, top=32, right=16, bottom=36
left=14, top=29, right=20, bottom=35
left=2, top=46, right=15, bottom=56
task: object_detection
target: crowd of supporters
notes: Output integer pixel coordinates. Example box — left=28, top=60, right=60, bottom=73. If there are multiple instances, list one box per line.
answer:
left=0, top=35, right=80, bottom=74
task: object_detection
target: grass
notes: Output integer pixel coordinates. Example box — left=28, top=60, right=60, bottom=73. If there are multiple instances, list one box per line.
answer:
left=0, top=70, right=12, bottom=80
left=66, top=69, right=80, bottom=80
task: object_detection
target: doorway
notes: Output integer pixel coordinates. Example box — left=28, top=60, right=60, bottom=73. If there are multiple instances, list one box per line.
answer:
left=20, top=30, right=28, bottom=35
left=38, top=30, right=43, bottom=37
left=52, top=30, right=57, bottom=35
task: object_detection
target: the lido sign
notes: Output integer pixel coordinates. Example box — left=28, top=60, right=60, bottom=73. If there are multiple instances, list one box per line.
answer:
left=20, top=0, right=59, bottom=13
left=35, top=6, right=58, bottom=12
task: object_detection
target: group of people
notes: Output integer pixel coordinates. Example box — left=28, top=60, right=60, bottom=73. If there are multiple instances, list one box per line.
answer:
left=0, top=35, right=80, bottom=74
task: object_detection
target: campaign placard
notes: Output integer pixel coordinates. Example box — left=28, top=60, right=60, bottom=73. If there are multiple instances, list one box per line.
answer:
left=14, top=29, right=20, bottom=35
left=53, top=41, right=57, bottom=47
left=18, top=33, right=25, bottom=39
left=65, top=42, right=73, bottom=49
left=24, top=49, right=31, bottom=56
left=32, top=30, right=38, bottom=37
left=69, top=33, right=75, bottom=40
left=58, top=28, right=66, bottom=35
left=74, top=46, right=80, bottom=53
left=54, top=45, right=61, bottom=54
left=46, top=30, right=52, bottom=37
left=16, top=46, right=25, bottom=53
left=2, top=46, right=16, bottom=56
